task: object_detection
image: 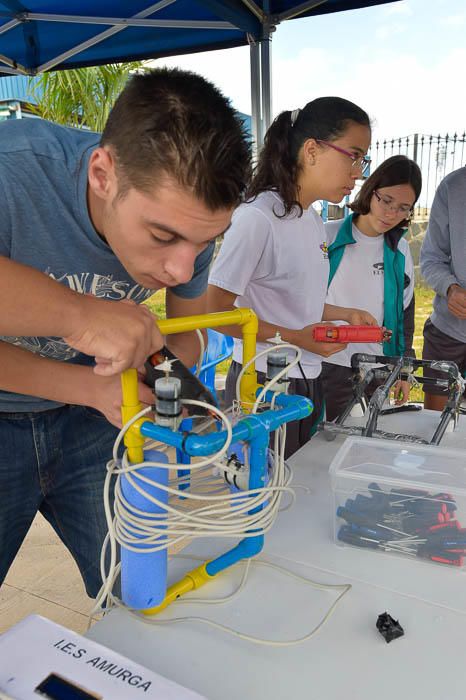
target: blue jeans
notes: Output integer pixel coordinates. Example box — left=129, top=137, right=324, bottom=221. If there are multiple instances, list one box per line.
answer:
left=0, top=405, right=119, bottom=598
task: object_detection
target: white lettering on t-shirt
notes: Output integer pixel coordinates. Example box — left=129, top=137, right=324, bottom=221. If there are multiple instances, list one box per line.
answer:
left=0, top=272, right=154, bottom=361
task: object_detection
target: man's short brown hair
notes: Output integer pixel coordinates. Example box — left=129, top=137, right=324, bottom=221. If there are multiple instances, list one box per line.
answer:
left=101, top=67, right=251, bottom=210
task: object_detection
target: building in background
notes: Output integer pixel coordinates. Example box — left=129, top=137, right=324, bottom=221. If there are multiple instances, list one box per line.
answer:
left=0, top=75, right=41, bottom=121
left=0, top=75, right=253, bottom=135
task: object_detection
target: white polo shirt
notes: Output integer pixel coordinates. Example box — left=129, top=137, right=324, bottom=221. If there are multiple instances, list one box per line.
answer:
left=324, top=218, right=414, bottom=367
left=209, top=191, right=329, bottom=378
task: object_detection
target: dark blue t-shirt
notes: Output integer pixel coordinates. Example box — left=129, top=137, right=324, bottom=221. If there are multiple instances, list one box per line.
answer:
left=0, top=118, right=214, bottom=411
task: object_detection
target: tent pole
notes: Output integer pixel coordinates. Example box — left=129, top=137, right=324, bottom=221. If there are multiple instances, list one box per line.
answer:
left=250, top=40, right=261, bottom=156
left=260, top=22, right=272, bottom=141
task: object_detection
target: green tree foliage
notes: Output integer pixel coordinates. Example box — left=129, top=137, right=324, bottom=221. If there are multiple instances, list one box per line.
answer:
left=29, top=63, right=142, bottom=132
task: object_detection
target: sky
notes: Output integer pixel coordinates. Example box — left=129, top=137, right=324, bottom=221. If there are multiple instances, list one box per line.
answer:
left=152, top=0, right=466, bottom=144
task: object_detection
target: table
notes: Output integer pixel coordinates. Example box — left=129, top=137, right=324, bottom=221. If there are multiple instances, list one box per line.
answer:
left=88, top=410, right=466, bottom=699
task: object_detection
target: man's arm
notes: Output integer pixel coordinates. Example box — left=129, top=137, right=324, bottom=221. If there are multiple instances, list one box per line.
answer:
left=420, top=182, right=457, bottom=298
left=0, top=340, right=154, bottom=427
left=420, top=180, right=466, bottom=319
left=0, top=257, right=163, bottom=375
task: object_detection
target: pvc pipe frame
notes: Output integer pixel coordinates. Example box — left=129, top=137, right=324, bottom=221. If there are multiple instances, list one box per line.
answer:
left=118, top=308, right=313, bottom=615
left=139, top=391, right=312, bottom=616
left=120, top=308, right=259, bottom=464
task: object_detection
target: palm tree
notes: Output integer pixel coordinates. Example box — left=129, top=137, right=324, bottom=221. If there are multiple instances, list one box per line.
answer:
left=29, top=62, right=143, bottom=132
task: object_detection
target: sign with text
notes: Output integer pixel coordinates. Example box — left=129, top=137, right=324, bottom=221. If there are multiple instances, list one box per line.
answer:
left=0, top=615, right=205, bottom=700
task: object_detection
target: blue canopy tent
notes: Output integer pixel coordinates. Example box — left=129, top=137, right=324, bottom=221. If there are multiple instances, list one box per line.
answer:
left=0, top=1, right=400, bottom=144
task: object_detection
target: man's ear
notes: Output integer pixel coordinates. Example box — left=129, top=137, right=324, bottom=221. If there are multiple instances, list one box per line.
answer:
left=87, top=146, right=117, bottom=201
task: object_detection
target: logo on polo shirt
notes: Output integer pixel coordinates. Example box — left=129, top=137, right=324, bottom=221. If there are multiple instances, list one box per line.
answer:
left=320, top=242, right=329, bottom=259
left=373, top=262, right=384, bottom=275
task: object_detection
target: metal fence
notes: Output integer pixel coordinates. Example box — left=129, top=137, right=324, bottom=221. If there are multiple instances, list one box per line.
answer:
left=322, top=131, right=466, bottom=222
left=371, top=132, right=466, bottom=218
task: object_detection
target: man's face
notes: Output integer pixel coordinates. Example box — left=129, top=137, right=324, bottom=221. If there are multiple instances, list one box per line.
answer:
left=88, top=150, right=232, bottom=289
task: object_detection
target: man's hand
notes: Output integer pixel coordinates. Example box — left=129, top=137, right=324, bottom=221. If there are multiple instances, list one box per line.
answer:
left=90, top=373, right=154, bottom=427
left=64, top=296, right=163, bottom=376
left=447, top=284, right=466, bottom=319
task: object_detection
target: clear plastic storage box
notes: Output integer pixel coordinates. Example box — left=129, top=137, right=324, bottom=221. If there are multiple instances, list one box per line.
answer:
left=329, top=437, right=466, bottom=569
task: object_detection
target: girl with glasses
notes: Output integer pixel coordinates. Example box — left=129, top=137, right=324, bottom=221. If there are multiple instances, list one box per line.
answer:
left=321, top=154, right=422, bottom=421
left=207, top=96, right=374, bottom=458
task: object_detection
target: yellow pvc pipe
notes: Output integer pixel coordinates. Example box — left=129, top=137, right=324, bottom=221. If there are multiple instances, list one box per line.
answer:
left=142, top=563, right=213, bottom=616
left=120, top=369, right=145, bottom=464
left=121, top=308, right=259, bottom=463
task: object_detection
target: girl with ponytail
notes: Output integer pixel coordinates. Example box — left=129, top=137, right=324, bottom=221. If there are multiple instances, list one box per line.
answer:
left=208, top=97, right=373, bottom=457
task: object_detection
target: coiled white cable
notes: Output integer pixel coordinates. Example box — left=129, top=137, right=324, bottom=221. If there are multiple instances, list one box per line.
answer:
left=91, top=342, right=343, bottom=645
left=92, top=404, right=153, bottom=614
left=94, top=392, right=291, bottom=613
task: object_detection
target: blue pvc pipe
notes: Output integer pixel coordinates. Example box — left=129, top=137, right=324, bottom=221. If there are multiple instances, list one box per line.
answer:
left=177, top=417, right=192, bottom=494
left=120, top=449, right=168, bottom=609
left=134, top=393, right=313, bottom=584
left=141, top=392, right=313, bottom=457
left=206, top=432, right=268, bottom=576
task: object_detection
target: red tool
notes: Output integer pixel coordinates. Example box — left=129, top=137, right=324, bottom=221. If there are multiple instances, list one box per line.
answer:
left=312, top=325, right=392, bottom=343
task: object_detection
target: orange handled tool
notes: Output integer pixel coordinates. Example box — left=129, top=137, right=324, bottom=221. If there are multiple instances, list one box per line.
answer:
left=145, top=346, right=217, bottom=413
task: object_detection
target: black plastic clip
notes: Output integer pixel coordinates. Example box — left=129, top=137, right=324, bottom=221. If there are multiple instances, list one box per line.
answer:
left=376, top=612, right=404, bottom=643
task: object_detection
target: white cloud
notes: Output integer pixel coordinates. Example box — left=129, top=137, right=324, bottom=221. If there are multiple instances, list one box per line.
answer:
left=271, top=47, right=341, bottom=112
left=271, top=45, right=466, bottom=142
left=381, top=1, right=414, bottom=17
left=146, top=35, right=466, bottom=145
left=375, top=22, right=408, bottom=40
left=349, top=48, right=466, bottom=140
left=441, top=13, right=466, bottom=26
left=148, top=46, right=252, bottom=114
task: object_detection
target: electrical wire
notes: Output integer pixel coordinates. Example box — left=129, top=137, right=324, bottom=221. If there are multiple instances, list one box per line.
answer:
left=233, top=342, right=303, bottom=413
left=91, top=343, right=350, bottom=646
left=194, top=328, right=205, bottom=377
left=121, top=556, right=352, bottom=647
left=93, top=377, right=289, bottom=612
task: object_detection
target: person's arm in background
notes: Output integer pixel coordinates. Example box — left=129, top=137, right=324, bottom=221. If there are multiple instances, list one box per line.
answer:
left=322, top=304, right=377, bottom=326
left=0, top=257, right=163, bottom=375
left=208, top=208, right=352, bottom=358
left=420, top=179, right=466, bottom=319
left=207, top=284, right=348, bottom=358
left=0, top=341, right=154, bottom=427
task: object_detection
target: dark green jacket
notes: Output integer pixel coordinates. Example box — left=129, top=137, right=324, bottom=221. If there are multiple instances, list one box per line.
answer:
left=328, top=213, right=413, bottom=356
